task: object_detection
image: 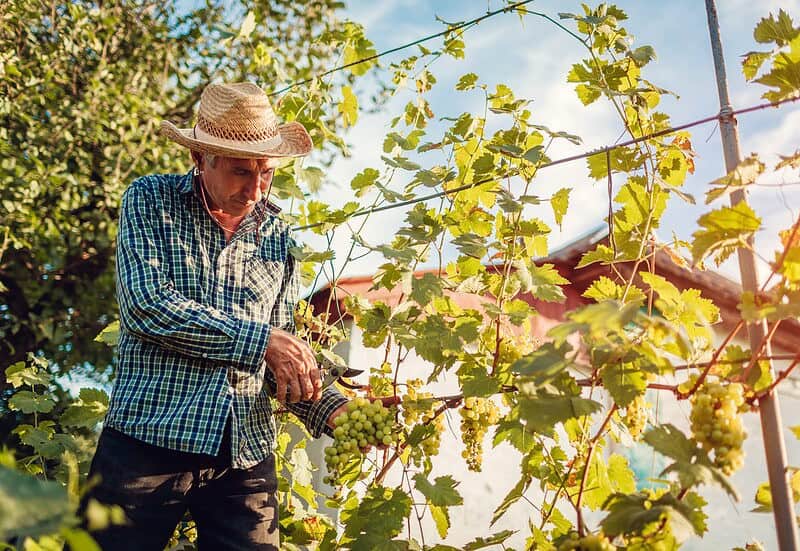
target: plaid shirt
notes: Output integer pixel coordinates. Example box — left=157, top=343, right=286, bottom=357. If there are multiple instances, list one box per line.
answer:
left=106, top=170, right=347, bottom=468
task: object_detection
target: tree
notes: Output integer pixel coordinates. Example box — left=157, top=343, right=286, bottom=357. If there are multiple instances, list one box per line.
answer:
left=0, top=0, right=377, bottom=444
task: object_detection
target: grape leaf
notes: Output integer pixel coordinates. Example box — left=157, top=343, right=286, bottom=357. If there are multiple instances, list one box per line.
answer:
left=339, top=86, right=358, bottom=128
left=8, top=391, right=55, bottom=414
left=413, top=474, right=463, bottom=507
left=0, top=467, right=70, bottom=540
left=94, top=321, right=120, bottom=347
left=705, top=154, right=765, bottom=204
left=517, top=392, right=603, bottom=435
left=573, top=453, right=636, bottom=510
left=691, top=202, right=762, bottom=266
left=601, top=491, right=703, bottom=543
left=601, top=362, right=647, bottom=408
left=463, top=530, right=516, bottom=550
left=350, top=168, right=380, bottom=197
left=60, top=388, right=109, bottom=428
left=456, top=73, right=479, bottom=91
left=644, top=424, right=739, bottom=500
left=753, top=9, right=799, bottom=45
left=5, top=362, right=51, bottom=388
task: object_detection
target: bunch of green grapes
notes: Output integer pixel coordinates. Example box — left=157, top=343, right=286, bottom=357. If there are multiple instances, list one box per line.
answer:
left=460, top=396, right=500, bottom=472
left=418, top=412, right=444, bottom=459
left=690, top=380, right=746, bottom=475
left=558, top=532, right=616, bottom=551
left=323, top=397, right=398, bottom=484
left=623, top=394, right=648, bottom=439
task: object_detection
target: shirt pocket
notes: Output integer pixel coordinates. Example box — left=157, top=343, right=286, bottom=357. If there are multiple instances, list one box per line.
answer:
left=244, top=257, right=284, bottom=308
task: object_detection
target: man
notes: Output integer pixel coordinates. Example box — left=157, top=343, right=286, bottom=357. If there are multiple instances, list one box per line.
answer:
left=86, top=82, right=354, bottom=550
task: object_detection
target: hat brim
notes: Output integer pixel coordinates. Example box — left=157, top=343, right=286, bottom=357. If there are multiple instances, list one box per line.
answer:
left=160, top=120, right=312, bottom=159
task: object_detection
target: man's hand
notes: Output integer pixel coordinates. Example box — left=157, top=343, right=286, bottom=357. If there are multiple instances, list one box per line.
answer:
left=264, top=328, right=322, bottom=403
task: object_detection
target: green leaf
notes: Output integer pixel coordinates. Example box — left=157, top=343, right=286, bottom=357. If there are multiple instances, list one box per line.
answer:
left=511, top=342, right=573, bottom=385
left=705, top=154, right=765, bottom=204
left=742, top=51, right=772, bottom=81
left=413, top=474, right=463, bottom=507
left=339, top=86, right=359, bottom=128
left=517, top=392, right=603, bottom=435
left=5, top=362, right=51, bottom=388
left=644, top=425, right=739, bottom=500
left=410, top=273, right=443, bottom=305
left=381, top=155, right=421, bottom=171
left=691, top=202, right=762, bottom=266
left=350, top=168, right=380, bottom=198
left=8, top=391, right=55, bottom=414
left=288, top=244, right=335, bottom=264
left=522, top=146, right=544, bottom=165
left=341, top=486, right=411, bottom=548
left=583, top=276, right=646, bottom=304
left=630, top=45, right=656, bottom=67
left=94, top=321, right=120, bottom=347
left=456, top=73, right=479, bottom=91
left=430, top=504, right=450, bottom=539
left=755, top=35, right=800, bottom=101
left=575, top=453, right=636, bottom=510
left=577, top=244, right=615, bottom=268
left=601, top=362, right=647, bottom=408
left=0, top=467, right=70, bottom=540
left=60, top=388, right=109, bottom=428
left=791, top=426, right=800, bottom=439
left=463, top=530, right=516, bottom=550
left=753, top=9, right=799, bottom=45
left=601, top=491, right=703, bottom=543
left=526, top=263, right=569, bottom=302
left=490, top=474, right=530, bottom=526
left=550, top=188, right=571, bottom=229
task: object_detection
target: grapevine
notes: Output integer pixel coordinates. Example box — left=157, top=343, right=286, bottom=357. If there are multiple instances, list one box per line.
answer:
left=689, top=380, right=747, bottom=475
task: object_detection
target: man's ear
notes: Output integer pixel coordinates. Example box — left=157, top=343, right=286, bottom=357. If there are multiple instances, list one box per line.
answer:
left=190, top=151, right=203, bottom=170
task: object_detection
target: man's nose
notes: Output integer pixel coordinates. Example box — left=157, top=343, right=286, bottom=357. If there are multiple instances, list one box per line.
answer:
left=244, top=176, right=262, bottom=203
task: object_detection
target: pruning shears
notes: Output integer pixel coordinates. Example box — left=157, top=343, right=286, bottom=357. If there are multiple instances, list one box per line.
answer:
left=317, top=349, right=364, bottom=390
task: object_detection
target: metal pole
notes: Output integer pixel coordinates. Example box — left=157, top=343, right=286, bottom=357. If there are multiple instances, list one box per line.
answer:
left=704, top=1, right=799, bottom=549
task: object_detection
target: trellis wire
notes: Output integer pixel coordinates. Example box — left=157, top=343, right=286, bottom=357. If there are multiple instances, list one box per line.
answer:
left=291, top=94, right=799, bottom=232
left=269, top=0, right=536, bottom=97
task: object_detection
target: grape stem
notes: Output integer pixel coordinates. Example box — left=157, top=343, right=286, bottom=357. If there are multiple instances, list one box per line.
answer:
left=575, top=404, right=617, bottom=537
left=375, top=397, right=461, bottom=485
left=752, top=353, right=800, bottom=404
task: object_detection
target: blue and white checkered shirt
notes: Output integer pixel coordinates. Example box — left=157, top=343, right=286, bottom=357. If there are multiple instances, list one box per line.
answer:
left=105, top=170, right=347, bottom=468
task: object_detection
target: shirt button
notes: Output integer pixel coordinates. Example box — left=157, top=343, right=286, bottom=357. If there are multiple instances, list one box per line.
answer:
left=202, top=353, right=208, bottom=359
left=217, top=285, right=224, bottom=293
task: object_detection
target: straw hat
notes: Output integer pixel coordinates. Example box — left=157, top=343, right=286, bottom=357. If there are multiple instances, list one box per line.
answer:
left=160, top=82, right=312, bottom=159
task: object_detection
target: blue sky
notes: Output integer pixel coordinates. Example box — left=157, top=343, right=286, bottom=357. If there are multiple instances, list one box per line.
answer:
left=298, top=0, right=800, bottom=287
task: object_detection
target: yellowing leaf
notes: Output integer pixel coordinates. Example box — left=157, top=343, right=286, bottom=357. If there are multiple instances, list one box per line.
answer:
left=550, top=187, right=571, bottom=229
left=691, top=202, right=762, bottom=266
left=238, top=11, right=256, bottom=39
left=338, top=86, right=358, bottom=128
left=705, top=155, right=765, bottom=204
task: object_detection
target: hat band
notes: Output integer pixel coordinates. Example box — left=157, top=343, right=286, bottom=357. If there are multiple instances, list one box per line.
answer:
left=193, top=124, right=283, bottom=150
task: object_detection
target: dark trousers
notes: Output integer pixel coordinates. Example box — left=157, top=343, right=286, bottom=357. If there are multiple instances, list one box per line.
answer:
left=84, top=422, right=279, bottom=550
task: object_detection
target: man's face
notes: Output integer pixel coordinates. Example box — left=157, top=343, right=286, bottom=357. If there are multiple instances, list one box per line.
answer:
left=195, top=154, right=282, bottom=217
